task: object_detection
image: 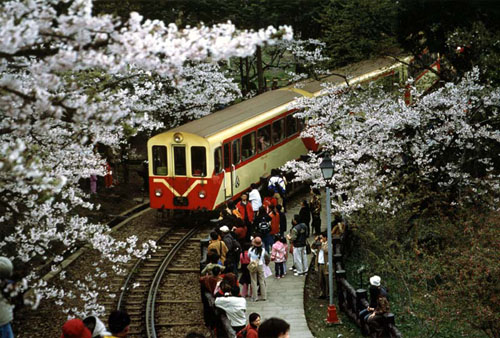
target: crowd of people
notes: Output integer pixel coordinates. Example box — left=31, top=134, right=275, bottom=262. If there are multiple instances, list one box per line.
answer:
left=197, top=170, right=309, bottom=337
left=2, top=167, right=388, bottom=338
left=198, top=169, right=391, bottom=337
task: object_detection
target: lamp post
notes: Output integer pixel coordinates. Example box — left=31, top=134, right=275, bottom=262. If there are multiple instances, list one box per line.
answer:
left=320, top=152, right=340, bottom=324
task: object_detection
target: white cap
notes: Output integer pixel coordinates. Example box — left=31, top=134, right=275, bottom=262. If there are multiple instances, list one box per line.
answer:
left=369, top=275, right=381, bottom=287
left=220, top=225, right=230, bottom=233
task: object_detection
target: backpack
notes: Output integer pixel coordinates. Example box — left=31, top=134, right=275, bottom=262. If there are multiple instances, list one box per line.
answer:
left=274, top=180, right=285, bottom=195
left=268, top=177, right=285, bottom=195
left=230, top=238, right=242, bottom=259
left=257, top=219, right=271, bottom=235
left=224, top=235, right=241, bottom=262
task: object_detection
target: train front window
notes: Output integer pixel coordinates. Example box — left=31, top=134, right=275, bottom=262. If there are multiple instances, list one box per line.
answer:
left=286, top=114, right=298, bottom=137
left=152, top=146, right=167, bottom=175
left=191, top=146, right=206, bottom=177
left=214, top=147, right=222, bottom=174
left=241, top=132, right=256, bottom=160
left=173, top=146, right=186, bottom=176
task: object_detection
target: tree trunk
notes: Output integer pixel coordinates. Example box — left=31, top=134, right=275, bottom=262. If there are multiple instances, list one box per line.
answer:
left=256, top=46, right=265, bottom=93
left=239, top=57, right=246, bottom=95
left=120, top=145, right=129, bottom=184
left=245, top=57, right=250, bottom=93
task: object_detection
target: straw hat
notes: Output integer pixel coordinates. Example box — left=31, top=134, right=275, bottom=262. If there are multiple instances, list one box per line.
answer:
left=252, top=236, right=262, bottom=247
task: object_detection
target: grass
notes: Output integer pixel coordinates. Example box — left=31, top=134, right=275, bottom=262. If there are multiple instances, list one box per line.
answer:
left=304, top=266, right=361, bottom=338
left=305, top=235, right=490, bottom=338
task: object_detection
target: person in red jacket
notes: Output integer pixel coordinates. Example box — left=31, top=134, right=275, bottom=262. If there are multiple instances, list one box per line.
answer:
left=237, top=312, right=260, bottom=338
left=236, top=193, right=254, bottom=240
left=262, top=194, right=277, bottom=212
left=268, top=205, right=280, bottom=236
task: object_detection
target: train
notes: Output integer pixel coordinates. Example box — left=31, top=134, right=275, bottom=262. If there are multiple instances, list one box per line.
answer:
left=147, top=57, right=410, bottom=211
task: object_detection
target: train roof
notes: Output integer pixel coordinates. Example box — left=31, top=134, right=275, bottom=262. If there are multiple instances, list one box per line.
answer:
left=164, top=56, right=404, bottom=139
left=297, top=57, right=398, bottom=93
left=169, top=89, right=302, bottom=138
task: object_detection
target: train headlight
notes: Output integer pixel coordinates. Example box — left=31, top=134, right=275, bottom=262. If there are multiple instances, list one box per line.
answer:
left=173, top=132, right=183, bottom=143
left=155, top=188, right=163, bottom=197
left=198, top=190, right=206, bottom=199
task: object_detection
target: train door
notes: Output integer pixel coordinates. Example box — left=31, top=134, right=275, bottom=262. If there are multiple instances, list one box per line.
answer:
left=232, top=138, right=241, bottom=194
left=222, top=142, right=232, bottom=199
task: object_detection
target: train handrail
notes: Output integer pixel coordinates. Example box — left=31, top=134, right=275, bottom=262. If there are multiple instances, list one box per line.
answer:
left=145, top=226, right=201, bottom=338
left=231, top=164, right=236, bottom=196
left=222, top=169, right=228, bottom=198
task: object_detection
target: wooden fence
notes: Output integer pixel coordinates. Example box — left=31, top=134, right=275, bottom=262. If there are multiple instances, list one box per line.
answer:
left=333, top=236, right=402, bottom=337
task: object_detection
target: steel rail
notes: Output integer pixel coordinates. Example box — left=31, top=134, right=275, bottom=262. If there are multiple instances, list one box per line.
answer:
left=116, top=226, right=175, bottom=311
left=145, top=226, right=201, bottom=338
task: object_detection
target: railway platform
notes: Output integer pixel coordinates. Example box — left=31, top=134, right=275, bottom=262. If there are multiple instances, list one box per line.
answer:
left=245, top=195, right=326, bottom=338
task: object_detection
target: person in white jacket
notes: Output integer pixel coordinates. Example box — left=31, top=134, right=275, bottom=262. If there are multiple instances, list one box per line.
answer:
left=215, top=286, right=247, bottom=333
left=248, top=183, right=262, bottom=212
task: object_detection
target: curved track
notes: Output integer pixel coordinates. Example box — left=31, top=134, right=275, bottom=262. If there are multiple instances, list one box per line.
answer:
left=116, top=224, right=207, bottom=337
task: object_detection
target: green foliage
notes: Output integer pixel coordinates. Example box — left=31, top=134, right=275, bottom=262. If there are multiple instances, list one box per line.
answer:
left=94, top=0, right=323, bottom=38
left=317, top=0, right=399, bottom=68
left=347, top=194, right=499, bottom=337
left=397, top=0, right=500, bottom=84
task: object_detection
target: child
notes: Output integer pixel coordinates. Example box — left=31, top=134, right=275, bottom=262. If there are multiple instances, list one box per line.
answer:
left=239, top=242, right=252, bottom=297
left=270, top=235, right=287, bottom=278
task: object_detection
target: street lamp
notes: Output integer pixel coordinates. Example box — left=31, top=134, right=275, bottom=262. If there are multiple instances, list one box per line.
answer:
left=320, top=152, right=340, bottom=324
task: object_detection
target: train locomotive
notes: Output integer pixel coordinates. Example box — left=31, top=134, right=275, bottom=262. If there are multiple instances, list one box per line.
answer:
left=147, top=57, right=408, bottom=211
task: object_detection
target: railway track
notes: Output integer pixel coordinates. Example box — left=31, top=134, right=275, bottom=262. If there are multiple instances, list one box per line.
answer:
left=115, top=223, right=209, bottom=338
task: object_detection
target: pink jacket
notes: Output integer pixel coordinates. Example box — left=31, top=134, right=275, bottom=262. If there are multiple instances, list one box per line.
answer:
left=271, top=241, right=287, bottom=263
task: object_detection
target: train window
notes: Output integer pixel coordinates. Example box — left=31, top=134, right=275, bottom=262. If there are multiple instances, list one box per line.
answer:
left=223, top=143, right=231, bottom=169
left=257, top=125, right=271, bottom=152
left=152, top=146, right=167, bottom=175
left=214, top=147, right=222, bottom=174
left=272, top=119, right=285, bottom=144
left=241, top=132, right=256, bottom=160
left=232, top=139, right=241, bottom=165
left=173, top=146, right=186, bottom=176
left=286, top=114, right=298, bottom=137
left=191, top=146, right=206, bottom=177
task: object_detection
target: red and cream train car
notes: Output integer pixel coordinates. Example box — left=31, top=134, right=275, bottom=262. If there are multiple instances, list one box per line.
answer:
left=147, top=57, right=408, bottom=211
left=147, top=88, right=313, bottom=210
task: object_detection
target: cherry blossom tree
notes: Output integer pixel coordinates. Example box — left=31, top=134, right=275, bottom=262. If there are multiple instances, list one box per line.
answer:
left=282, top=68, right=499, bottom=336
left=284, top=68, right=500, bottom=215
left=0, top=0, right=292, bottom=316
